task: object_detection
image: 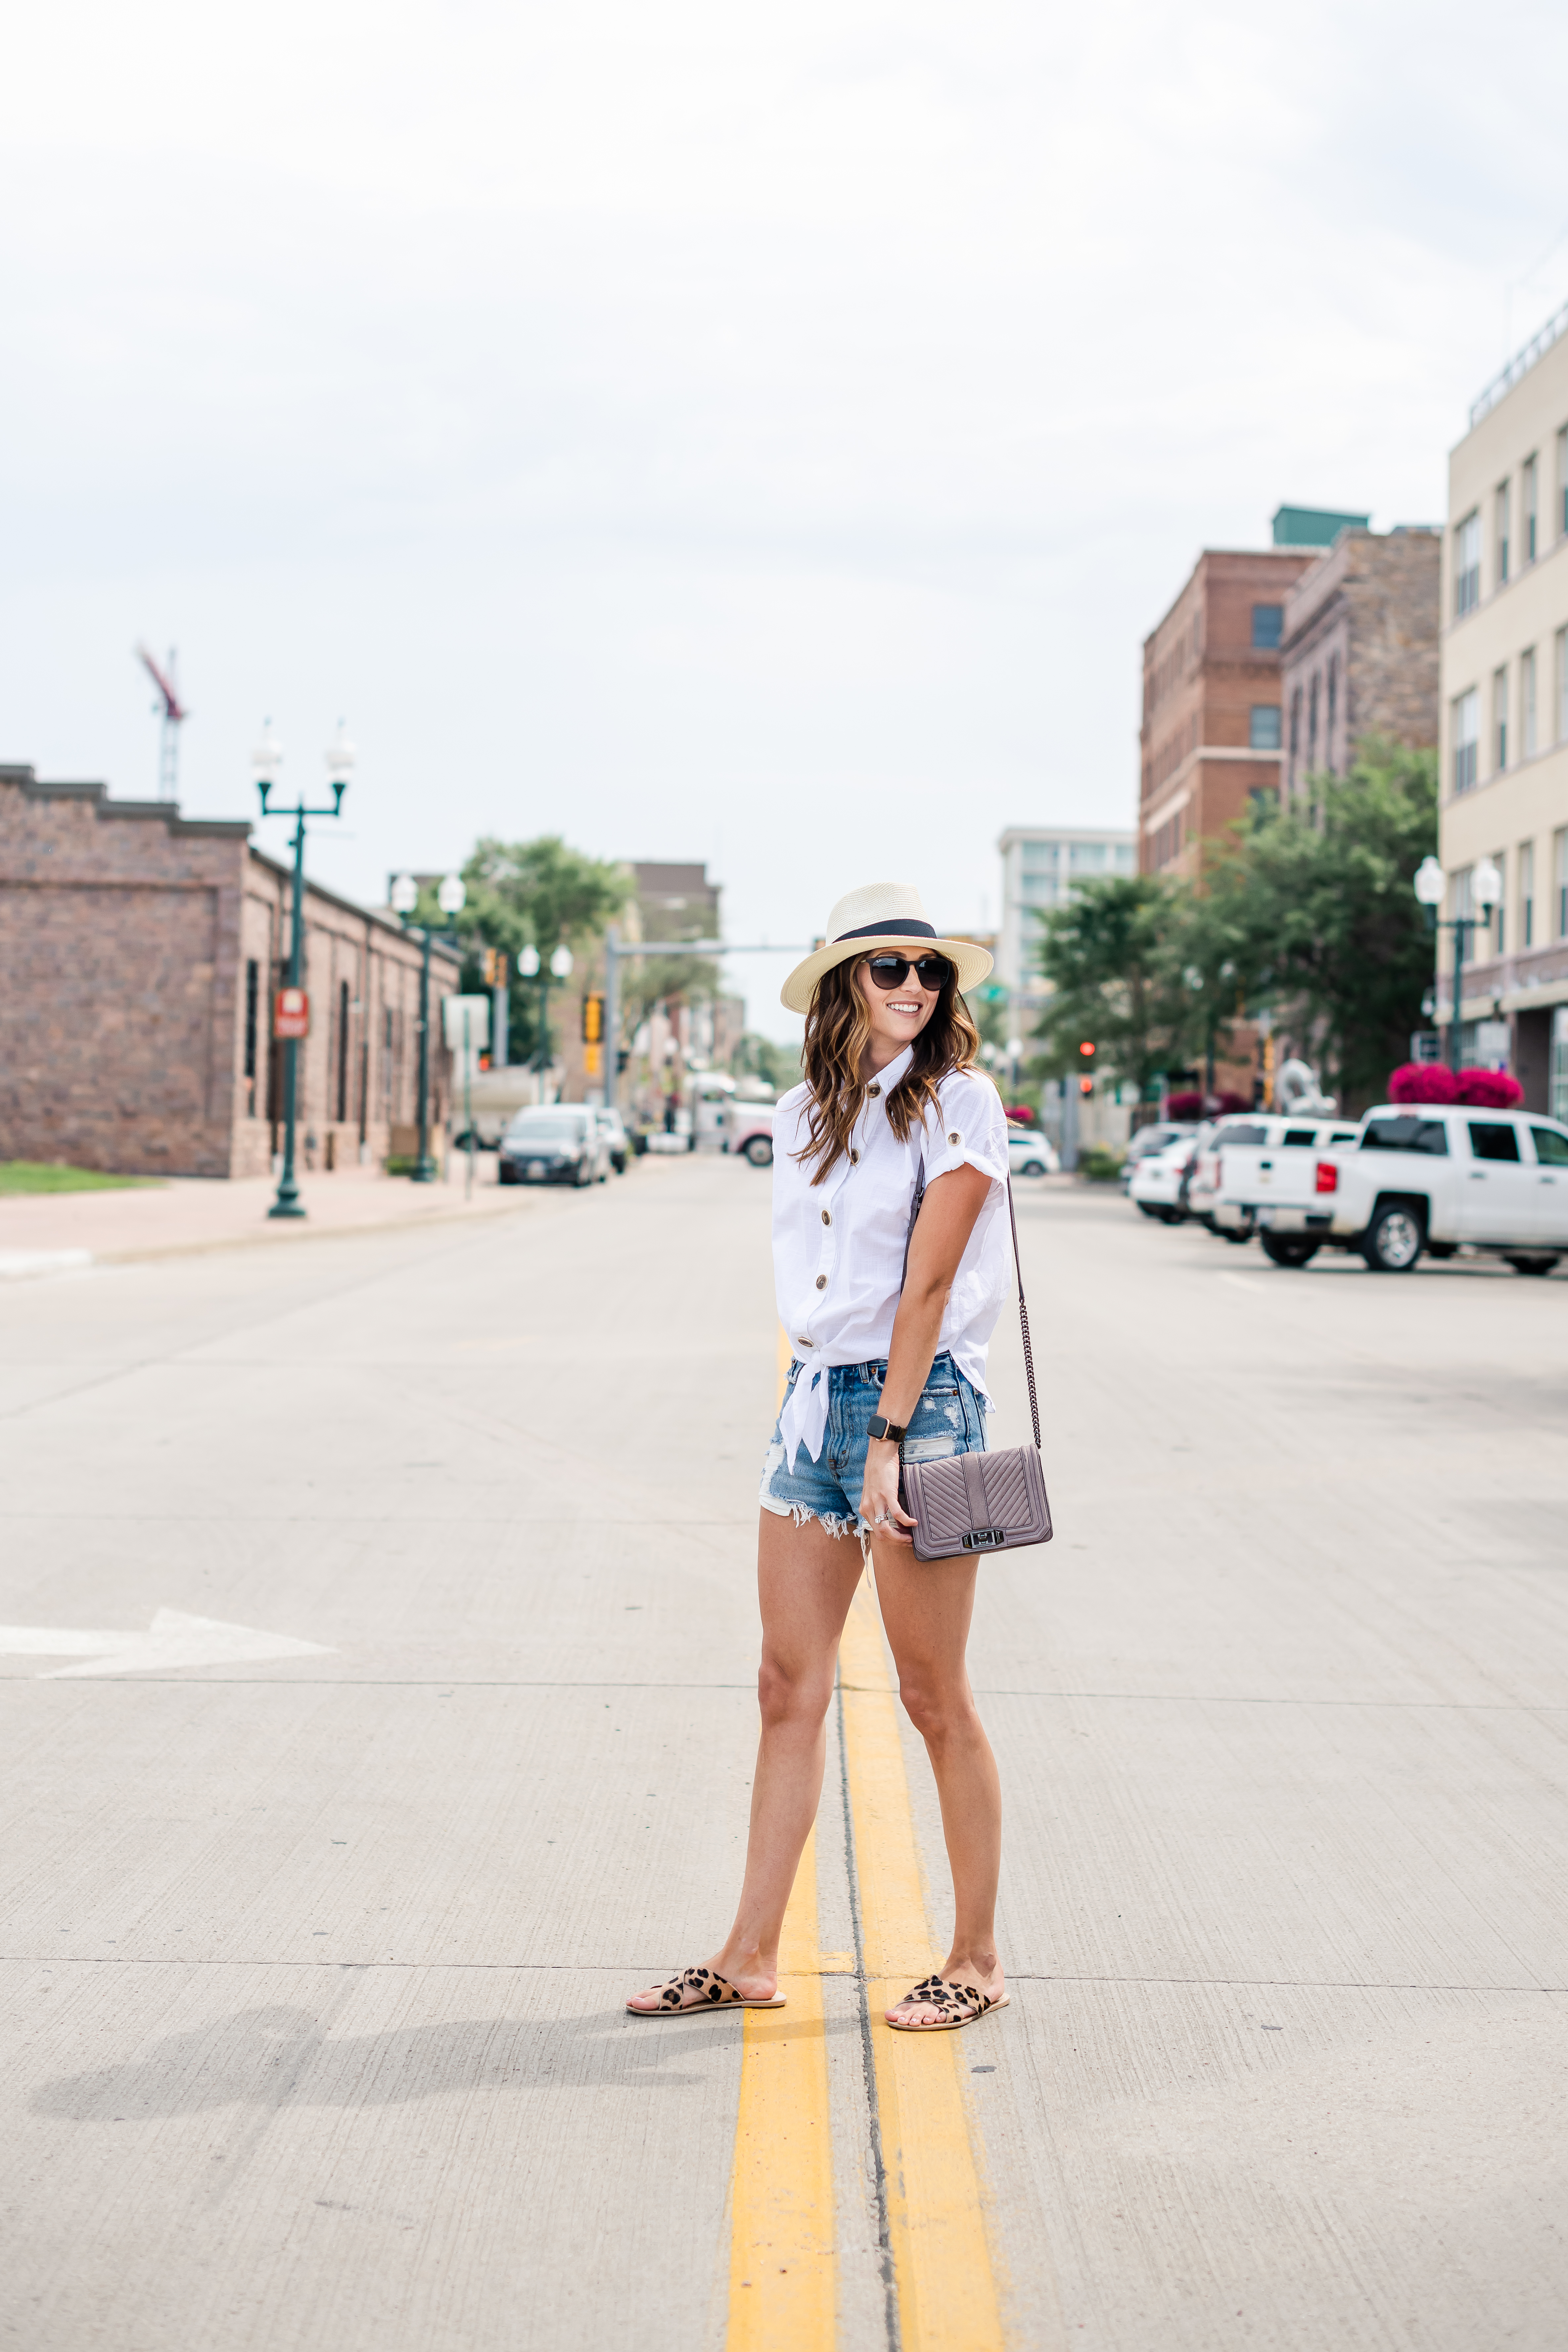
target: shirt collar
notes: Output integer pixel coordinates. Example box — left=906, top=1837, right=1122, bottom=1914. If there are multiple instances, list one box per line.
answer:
left=867, top=1044, right=914, bottom=1097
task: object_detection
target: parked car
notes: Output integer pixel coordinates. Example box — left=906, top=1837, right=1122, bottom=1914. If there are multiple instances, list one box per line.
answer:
left=727, top=1104, right=777, bottom=1168
left=1209, top=1114, right=1361, bottom=1245
left=1121, top=1122, right=1198, bottom=1192
left=1269, top=1104, right=1568, bottom=1272
left=595, top=1105, right=630, bottom=1173
left=1129, top=1136, right=1197, bottom=1221
left=1007, top=1128, right=1059, bottom=1177
left=498, top=1107, right=608, bottom=1187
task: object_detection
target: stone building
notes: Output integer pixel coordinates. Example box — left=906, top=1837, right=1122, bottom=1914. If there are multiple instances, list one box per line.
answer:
left=1437, top=301, right=1568, bottom=1114
left=995, top=826, right=1137, bottom=1007
left=1279, top=526, right=1441, bottom=799
left=1139, top=532, right=1320, bottom=879
left=0, top=764, right=459, bottom=1177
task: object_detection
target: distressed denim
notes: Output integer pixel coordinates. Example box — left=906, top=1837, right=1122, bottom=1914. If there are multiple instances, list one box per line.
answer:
left=758, top=1352, right=989, bottom=1540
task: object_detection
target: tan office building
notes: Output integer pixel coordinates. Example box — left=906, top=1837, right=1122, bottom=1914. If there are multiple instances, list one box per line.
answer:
left=1440, top=303, right=1568, bottom=1116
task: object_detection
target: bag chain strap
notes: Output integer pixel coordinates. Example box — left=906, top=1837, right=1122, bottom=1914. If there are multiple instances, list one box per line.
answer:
left=901, top=1149, right=1041, bottom=1454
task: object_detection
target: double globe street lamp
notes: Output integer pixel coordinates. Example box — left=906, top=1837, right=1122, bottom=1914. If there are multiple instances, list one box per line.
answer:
left=390, top=870, right=467, bottom=1182
left=1414, top=853, right=1501, bottom=1069
left=254, top=721, right=355, bottom=1221
left=519, top=942, right=575, bottom=1094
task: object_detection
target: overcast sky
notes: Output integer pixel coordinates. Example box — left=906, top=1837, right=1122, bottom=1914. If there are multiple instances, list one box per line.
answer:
left=6, top=0, right=1568, bottom=1039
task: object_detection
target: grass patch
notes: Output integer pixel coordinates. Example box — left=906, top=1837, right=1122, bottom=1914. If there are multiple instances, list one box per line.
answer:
left=0, top=1162, right=164, bottom=1195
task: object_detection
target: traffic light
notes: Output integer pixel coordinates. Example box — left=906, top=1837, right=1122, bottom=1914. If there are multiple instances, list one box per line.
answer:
left=1078, top=1040, right=1095, bottom=1059
left=582, top=993, right=605, bottom=1045
left=481, top=947, right=510, bottom=988
left=1078, top=1075, right=1093, bottom=1095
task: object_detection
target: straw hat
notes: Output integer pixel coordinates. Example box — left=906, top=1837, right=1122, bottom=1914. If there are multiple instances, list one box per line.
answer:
left=780, top=883, right=994, bottom=1015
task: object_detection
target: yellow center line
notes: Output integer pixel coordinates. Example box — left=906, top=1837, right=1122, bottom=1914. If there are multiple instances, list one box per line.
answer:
left=840, top=1578, right=1009, bottom=2351
left=726, top=1826, right=836, bottom=2348
left=725, top=1329, right=835, bottom=2351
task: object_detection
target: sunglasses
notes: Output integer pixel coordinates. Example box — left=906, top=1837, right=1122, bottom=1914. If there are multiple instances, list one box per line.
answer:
left=863, top=953, right=954, bottom=991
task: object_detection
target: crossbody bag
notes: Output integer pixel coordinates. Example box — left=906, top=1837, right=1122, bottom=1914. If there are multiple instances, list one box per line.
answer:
left=895, top=1157, right=1053, bottom=1560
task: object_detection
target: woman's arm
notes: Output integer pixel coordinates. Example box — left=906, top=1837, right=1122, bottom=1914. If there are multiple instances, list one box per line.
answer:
left=859, top=1160, right=993, bottom=1543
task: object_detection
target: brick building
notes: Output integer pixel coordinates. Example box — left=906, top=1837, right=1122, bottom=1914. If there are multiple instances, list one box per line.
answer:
left=0, top=764, right=459, bottom=1177
left=1279, top=527, right=1441, bottom=799
left=1139, top=541, right=1317, bottom=878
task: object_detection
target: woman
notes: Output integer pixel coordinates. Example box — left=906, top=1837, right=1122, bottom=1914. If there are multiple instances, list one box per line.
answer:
left=628, top=883, right=1014, bottom=2032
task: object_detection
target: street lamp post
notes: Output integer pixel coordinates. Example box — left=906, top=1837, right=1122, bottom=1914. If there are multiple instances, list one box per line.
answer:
left=518, top=942, right=573, bottom=1101
left=254, top=721, right=354, bottom=1221
left=1414, top=854, right=1500, bottom=1067
left=390, top=871, right=467, bottom=1181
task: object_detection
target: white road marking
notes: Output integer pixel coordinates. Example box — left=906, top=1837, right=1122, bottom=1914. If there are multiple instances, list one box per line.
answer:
left=0, top=1608, right=334, bottom=1678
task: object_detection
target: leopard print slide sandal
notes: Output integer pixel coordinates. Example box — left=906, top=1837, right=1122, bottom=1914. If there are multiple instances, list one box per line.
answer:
left=626, top=1965, right=787, bottom=2016
left=885, top=1974, right=1009, bottom=2032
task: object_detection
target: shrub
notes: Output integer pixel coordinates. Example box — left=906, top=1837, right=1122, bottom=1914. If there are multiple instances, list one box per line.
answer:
left=1165, top=1091, right=1205, bottom=1120
left=1077, top=1144, right=1125, bottom=1183
left=1388, top=1061, right=1459, bottom=1104
left=1455, top=1068, right=1523, bottom=1108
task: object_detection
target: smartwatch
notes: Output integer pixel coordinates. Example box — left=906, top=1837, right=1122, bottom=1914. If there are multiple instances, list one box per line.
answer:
left=866, top=1415, right=907, bottom=1445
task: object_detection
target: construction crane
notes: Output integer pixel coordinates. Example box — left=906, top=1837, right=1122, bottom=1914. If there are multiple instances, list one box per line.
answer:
left=134, top=644, right=188, bottom=801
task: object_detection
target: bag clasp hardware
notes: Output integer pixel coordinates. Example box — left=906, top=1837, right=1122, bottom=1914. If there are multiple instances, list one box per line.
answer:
left=961, top=1528, right=1006, bottom=1550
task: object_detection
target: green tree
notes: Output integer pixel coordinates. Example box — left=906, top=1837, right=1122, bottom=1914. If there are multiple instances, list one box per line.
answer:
left=457, top=836, right=633, bottom=1066
left=1034, top=873, right=1199, bottom=1094
left=1202, top=739, right=1437, bottom=1106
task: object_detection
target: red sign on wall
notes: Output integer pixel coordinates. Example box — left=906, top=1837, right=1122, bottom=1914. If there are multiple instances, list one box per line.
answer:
left=273, top=987, right=310, bottom=1040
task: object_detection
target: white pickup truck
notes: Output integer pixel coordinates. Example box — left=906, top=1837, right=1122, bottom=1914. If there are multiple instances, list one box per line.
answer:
left=1254, top=1103, right=1568, bottom=1272
left=1189, top=1114, right=1358, bottom=1237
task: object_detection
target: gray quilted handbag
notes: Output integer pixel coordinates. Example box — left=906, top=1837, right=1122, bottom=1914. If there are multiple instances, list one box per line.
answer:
left=897, top=1163, right=1053, bottom=1561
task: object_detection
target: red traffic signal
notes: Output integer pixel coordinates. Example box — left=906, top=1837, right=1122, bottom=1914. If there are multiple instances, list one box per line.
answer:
left=1078, top=1040, right=1095, bottom=1057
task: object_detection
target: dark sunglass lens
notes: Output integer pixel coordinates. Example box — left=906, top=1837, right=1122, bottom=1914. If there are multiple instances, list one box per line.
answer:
left=914, top=957, right=952, bottom=987
left=866, top=957, right=909, bottom=986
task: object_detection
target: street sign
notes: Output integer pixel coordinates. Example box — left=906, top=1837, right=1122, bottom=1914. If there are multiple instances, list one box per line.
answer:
left=273, top=987, right=309, bottom=1039
left=441, top=994, right=491, bottom=1050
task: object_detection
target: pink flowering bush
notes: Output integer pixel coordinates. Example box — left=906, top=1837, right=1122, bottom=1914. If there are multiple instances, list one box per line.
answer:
left=1165, top=1091, right=1205, bottom=1120
left=1386, top=1062, right=1523, bottom=1109
left=1455, top=1068, right=1523, bottom=1108
left=1387, top=1062, right=1459, bottom=1104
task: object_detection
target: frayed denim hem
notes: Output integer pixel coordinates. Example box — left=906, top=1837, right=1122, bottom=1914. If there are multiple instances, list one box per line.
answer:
left=759, top=1491, right=863, bottom=1543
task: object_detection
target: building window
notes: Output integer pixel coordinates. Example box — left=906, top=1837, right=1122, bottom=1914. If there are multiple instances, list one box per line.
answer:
left=1557, top=828, right=1568, bottom=938
left=1326, top=656, right=1338, bottom=772
left=1492, top=666, right=1509, bottom=771
left=1308, top=673, right=1320, bottom=765
left=1520, top=840, right=1535, bottom=949
left=1494, top=853, right=1507, bottom=955
left=1522, top=646, right=1538, bottom=757
left=336, top=978, right=351, bottom=1123
left=1557, top=626, right=1568, bottom=743
left=243, top=958, right=260, bottom=1115
left=1452, top=687, right=1479, bottom=794
left=1495, top=479, right=1510, bottom=585
left=1559, top=428, right=1568, bottom=539
left=1524, top=454, right=1539, bottom=562
left=1251, top=603, right=1283, bottom=650
left=1454, top=511, right=1480, bottom=614
left=1249, top=706, right=1282, bottom=751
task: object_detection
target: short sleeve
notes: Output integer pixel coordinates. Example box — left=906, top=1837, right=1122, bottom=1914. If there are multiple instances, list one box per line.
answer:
left=924, top=1068, right=1008, bottom=1188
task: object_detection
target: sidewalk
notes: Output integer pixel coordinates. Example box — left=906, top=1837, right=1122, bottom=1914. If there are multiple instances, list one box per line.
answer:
left=0, top=1152, right=534, bottom=1274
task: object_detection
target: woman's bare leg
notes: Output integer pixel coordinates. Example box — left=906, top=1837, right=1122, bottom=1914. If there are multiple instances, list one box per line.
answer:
left=871, top=1545, right=1004, bottom=2024
left=626, top=1509, right=863, bottom=2009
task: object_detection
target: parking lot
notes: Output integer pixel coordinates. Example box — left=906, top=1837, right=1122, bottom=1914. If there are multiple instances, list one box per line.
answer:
left=2, top=1157, right=1567, bottom=2349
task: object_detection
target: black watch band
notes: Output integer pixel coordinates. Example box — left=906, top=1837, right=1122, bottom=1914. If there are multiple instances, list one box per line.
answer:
left=867, top=1415, right=907, bottom=1445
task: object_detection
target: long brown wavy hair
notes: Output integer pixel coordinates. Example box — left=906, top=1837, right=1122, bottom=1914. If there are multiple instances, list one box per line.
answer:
left=795, top=953, right=981, bottom=1184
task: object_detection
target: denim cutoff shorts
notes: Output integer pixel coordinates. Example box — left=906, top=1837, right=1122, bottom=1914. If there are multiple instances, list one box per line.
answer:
left=759, top=1352, right=989, bottom=1541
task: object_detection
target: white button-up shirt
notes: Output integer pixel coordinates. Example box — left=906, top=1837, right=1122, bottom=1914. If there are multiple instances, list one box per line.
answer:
left=772, top=1047, right=1013, bottom=1468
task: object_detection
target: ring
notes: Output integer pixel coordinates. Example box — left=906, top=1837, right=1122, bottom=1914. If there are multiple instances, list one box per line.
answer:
left=871, top=1512, right=889, bottom=1527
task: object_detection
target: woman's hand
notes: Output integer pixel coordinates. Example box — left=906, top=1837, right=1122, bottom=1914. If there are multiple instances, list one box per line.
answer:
left=860, top=1437, right=916, bottom=1546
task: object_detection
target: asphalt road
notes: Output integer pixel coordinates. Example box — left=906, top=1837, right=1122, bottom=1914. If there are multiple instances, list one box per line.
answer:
left=2, top=1157, right=1566, bottom=2350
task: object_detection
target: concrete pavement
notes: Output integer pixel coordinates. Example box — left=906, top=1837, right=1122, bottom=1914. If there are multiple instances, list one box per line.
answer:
left=2, top=1157, right=1567, bottom=2348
